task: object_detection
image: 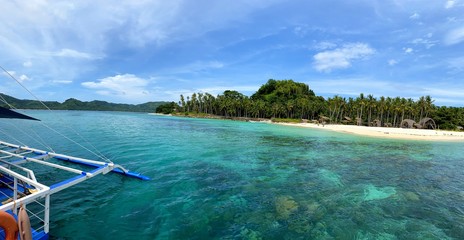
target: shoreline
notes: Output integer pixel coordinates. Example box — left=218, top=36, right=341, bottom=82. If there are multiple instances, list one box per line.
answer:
left=273, top=122, right=464, bottom=141
left=154, top=113, right=464, bottom=141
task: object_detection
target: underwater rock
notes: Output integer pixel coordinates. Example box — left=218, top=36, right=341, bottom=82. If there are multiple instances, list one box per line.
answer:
left=310, top=221, right=330, bottom=239
left=363, top=184, right=396, bottom=201
left=240, top=228, right=262, bottom=240
left=351, top=210, right=366, bottom=224
left=304, top=201, right=321, bottom=214
left=354, top=231, right=398, bottom=240
left=275, top=196, right=299, bottom=220
left=403, top=191, right=420, bottom=201
left=288, top=214, right=313, bottom=234
left=318, top=169, right=344, bottom=187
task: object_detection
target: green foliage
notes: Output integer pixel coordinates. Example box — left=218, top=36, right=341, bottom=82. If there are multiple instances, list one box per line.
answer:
left=155, top=102, right=179, bottom=114
left=177, top=79, right=324, bottom=119
left=271, top=118, right=302, bottom=123
left=432, top=106, right=464, bottom=130
left=0, top=93, right=166, bottom=112
left=251, top=79, right=315, bottom=104
left=178, top=79, right=463, bottom=131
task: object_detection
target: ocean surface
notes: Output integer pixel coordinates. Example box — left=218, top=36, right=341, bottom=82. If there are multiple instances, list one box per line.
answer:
left=1, top=110, right=463, bottom=240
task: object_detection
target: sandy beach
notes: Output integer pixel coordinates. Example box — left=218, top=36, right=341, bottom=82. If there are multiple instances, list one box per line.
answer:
left=274, top=122, right=464, bottom=141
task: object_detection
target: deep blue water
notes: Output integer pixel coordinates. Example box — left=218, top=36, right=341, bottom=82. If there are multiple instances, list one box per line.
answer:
left=1, top=110, right=463, bottom=239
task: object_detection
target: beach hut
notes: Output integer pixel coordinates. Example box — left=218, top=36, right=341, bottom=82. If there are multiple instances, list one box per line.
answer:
left=400, top=119, right=416, bottom=129
left=319, top=115, right=329, bottom=123
left=372, top=119, right=381, bottom=127
left=342, top=116, right=352, bottom=125
left=418, top=117, right=436, bottom=129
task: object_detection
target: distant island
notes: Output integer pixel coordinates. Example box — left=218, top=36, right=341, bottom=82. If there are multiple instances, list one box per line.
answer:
left=156, top=79, right=464, bottom=131
left=0, top=93, right=167, bottom=113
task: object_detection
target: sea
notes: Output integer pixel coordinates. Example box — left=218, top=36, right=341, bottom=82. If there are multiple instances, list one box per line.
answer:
left=1, top=110, right=463, bottom=240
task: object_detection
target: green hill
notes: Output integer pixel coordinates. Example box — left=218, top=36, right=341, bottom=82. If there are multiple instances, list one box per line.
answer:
left=0, top=93, right=166, bottom=112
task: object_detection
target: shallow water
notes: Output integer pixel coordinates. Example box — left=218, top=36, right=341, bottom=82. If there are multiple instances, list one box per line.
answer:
left=1, top=111, right=463, bottom=239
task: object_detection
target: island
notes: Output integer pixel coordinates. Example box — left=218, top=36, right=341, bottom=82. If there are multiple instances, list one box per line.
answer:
left=156, top=79, right=464, bottom=141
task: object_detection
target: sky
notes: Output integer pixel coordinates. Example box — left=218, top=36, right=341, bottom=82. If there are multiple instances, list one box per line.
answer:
left=1, top=0, right=464, bottom=106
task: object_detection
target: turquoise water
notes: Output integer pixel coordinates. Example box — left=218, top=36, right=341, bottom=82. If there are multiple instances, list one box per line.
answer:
left=1, top=111, right=464, bottom=239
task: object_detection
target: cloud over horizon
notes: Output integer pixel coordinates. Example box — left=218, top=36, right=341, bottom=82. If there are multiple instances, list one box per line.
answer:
left=1, top=0, right=463, bottom=106
left=82, top=74, right=151, bottom=101
left=313, top=43, right=375, bottom=72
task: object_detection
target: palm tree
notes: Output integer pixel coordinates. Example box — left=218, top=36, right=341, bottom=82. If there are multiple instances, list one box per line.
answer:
left=378, top=96, right=386, bottom=126
left=367, top=94, right=375, bottom=126
left=356, top=93, right=365, bottom=126
left=180, top=94, right=186, bottom=112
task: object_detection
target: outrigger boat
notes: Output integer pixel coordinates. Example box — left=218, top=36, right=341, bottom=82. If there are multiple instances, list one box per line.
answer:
left=0, top=107, right=149, bottom=239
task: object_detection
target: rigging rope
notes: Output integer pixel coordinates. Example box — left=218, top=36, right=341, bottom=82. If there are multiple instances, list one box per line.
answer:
left=0, top=127, right=27, bottom=147
left=0, top=121, right=54, bottom=152
left=0, top=65, right=111, bottom=162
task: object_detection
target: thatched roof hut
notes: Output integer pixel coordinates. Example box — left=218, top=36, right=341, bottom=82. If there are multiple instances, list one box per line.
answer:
left=401, top=119, right=416, bottom=128
left=418, top=117, right=436, bottom=129
left=319, top=115, right=329, bottom=123
left=372, top=119, right=381, bottom=127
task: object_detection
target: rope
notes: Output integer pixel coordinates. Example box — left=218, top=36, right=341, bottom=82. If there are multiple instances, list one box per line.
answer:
left=40, top=123, right=111, bottom=162
left=0, top=65, right=112, bottom=162
left=0, top=65, right=50, bottom=110
left=0, top=121, right=54, bottom=152
left=0, top=93, right=16, bottom=109
left=0, top=127, right=28, bottom=146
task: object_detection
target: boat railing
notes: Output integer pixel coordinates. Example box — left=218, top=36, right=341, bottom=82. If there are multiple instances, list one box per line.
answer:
left=0, top=164, right=51, bottom=233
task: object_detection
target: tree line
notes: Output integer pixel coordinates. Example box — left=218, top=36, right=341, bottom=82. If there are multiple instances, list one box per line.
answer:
left=0, top=94, right=167, bottom=112
left=156, top=79, right=464, bottom=130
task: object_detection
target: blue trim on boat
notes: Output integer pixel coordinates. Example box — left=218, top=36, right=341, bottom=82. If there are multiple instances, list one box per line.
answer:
left=111, top=168, right=151, bottom=181
left=50, top=173, right=87, bottom=190
left=52, top=155, right=151, bottom=181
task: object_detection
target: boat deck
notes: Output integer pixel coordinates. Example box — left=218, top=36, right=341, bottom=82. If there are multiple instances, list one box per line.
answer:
left=0, top=140, right=149, bottom=239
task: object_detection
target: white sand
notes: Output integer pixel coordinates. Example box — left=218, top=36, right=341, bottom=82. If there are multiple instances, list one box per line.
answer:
left=273, top=122, right=464, bottom=141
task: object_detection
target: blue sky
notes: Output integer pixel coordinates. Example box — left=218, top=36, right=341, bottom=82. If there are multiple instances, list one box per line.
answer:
left=1, top=0, right=464, bottom=106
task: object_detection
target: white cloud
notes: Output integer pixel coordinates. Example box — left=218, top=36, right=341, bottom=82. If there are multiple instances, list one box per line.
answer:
left=445, top=0, right=456, bottom=8
left=404, top=47, right=413, bottom=53
left=23, top=61, right=32, bottom=67
left=82, top=74, right=150, bottom=99
left=409, top=13, right=420, bottom=19
left=314, top=41, right=338, bottom=50
left=0, top=0, right=284, bottom=90
left=19, top=74, right=30, bottom=82
left=388, top=59, right=398, bottom=66
left=313, top=43, right=375, bottom=72
left=444, top=27, right=464, bottom=45
left=411, top=38, right=436, bottom=49
left=2, top=71, right=30, bottom=83
left=51, top=48, right=103, bottom=60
